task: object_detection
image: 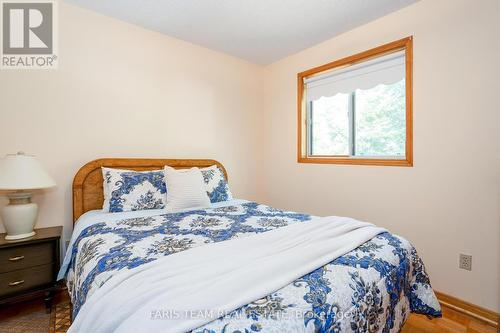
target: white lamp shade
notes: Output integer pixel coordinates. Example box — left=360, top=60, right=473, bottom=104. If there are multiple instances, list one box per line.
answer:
left=0, top=152, right=56, bottom=191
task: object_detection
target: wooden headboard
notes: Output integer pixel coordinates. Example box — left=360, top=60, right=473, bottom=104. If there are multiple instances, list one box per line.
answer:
left=72, top=158, right=227, bottom=223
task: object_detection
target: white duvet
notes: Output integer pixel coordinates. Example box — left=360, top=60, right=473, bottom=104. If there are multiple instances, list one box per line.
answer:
left=68, top=216, right=385, bottom=333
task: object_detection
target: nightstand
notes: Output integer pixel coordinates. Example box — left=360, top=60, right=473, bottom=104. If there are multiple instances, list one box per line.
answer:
left=0, top=226, right=62, bottom=312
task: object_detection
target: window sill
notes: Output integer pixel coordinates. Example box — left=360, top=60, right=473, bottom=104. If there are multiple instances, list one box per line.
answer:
left=297, top=156, right=413, bottom=167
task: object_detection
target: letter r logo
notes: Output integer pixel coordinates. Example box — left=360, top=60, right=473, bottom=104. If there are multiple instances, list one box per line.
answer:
left=2, top=2, right=53, bottom=54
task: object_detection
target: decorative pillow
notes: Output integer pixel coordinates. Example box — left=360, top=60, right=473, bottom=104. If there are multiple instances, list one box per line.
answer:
left=164, top=166, right=211, bottom=212
left=102, top=167, right=167, bottom=213
left=199, top=165, right=233, bottom=203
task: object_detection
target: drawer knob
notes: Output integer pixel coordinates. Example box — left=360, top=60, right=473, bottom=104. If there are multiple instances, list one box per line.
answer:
left=8, top=255, right=25, bottom=261
left=8, top=280, right=25, bottom=286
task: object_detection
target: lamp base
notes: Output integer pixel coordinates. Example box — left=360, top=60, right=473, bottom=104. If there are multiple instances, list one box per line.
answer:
left=1, top=192, right=38, bottom=241
left=5, top=231, right=36, bottom=240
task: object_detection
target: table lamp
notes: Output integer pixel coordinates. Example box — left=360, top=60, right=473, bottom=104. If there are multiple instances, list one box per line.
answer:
left=0, top=152, right=56, bottom=240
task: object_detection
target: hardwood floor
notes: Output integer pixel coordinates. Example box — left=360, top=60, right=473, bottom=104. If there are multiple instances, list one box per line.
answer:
left=403, top=306, right=498, bottom=333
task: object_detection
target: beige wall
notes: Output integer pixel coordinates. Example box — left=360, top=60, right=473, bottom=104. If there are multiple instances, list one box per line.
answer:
left=261, top=0, right=500, bottom=311
left=0, top=3, right=264, bottom=242
left=264, top=0, right=500, bottom=311
left=0, top=0, right=498, bottom=313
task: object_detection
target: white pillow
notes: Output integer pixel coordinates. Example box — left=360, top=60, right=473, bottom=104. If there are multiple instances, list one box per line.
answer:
left=164, top=166, right=211, bottom=212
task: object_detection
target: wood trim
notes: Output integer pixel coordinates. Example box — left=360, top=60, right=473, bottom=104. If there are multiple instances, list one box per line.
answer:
left=436, top=291, right=499, bottom=328
left=404, top=36, right=413, bottom=167
left=72, top=158, right=228, bottom=224
left=297, top=36, right=413, bottom=167
left=297, top=156, right=412, bottom=167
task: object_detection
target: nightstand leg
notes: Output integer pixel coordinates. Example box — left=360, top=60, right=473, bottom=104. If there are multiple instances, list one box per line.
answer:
left=44, top=291, right=54, bottom=313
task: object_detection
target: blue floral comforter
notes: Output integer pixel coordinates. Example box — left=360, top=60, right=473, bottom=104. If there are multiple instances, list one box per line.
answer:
left=60, top=200, right=441, bottom=332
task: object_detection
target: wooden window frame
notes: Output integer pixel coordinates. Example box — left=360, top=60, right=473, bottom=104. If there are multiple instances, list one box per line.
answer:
left=297, top=36, right=413, bottom=167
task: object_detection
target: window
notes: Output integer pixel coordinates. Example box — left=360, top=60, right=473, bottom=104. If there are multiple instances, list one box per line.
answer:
left=298, top=37, right=413, bottom=166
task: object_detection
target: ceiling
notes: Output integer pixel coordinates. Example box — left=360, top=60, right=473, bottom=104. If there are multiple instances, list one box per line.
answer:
left=65, top=0, right=418, bottom=65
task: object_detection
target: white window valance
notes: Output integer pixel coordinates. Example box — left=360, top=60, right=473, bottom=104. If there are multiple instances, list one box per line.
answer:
left=304, top=50, right=405, bottom=103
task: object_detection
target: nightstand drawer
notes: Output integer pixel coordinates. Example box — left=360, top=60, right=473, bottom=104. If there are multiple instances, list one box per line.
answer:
left=0, top=264, right=54, bottom=297
left=0, top=242, right=54, bottom=273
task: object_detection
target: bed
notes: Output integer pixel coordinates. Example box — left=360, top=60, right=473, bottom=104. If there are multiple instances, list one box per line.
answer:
left=59, top=158, right=441, bottom=333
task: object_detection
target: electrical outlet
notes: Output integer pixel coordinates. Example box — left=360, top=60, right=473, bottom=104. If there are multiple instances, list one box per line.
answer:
left=459, top=254, right=472, bottom=271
